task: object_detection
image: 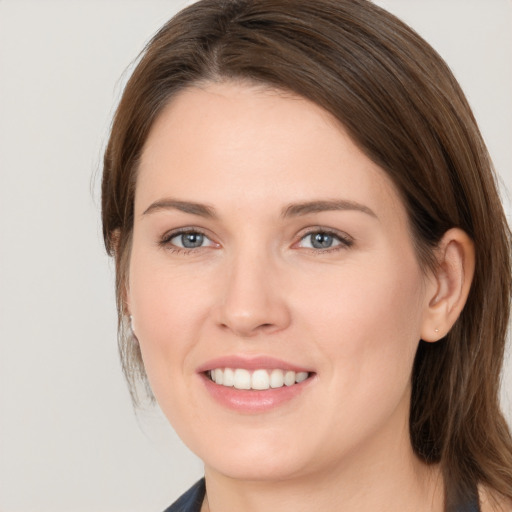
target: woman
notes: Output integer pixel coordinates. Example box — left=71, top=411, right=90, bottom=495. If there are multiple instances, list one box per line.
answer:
left=101, top=0, right=512, bottom=510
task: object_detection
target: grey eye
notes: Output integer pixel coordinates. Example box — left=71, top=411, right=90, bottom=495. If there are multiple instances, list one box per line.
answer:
left=309, top=232, right=335, bottom=249
left=171, top=232, right=206, bottom=248
left=298, top=231, right=348, bottom=250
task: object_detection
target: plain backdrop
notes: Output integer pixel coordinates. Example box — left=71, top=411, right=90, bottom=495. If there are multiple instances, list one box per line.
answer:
left=0, top=1, right=511, bottom=511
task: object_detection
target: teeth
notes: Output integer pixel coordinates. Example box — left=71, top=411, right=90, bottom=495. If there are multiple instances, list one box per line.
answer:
left=270, top=369, right=284, bottom=388
left=233, top=369, right=251, bottom=390
left=213, top=368, right=223, bottom=385
left=284, top=370, right=295, bottom=386
left=208, top=368, right=310, bottom=390
left=223, top=367, right=235, bottom=387
left=295, top=371, right=308, bottom=383
left=251, top=369, right=270, bottom=390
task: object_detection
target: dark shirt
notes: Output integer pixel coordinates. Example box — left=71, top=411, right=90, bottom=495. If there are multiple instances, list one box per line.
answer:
left=163, top=479, right=205, bottom=512
left=162, top=478, right=481, bottom=512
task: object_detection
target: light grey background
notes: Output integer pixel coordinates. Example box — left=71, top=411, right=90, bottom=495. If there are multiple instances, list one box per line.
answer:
left=0, top=1, right=510, bottom=511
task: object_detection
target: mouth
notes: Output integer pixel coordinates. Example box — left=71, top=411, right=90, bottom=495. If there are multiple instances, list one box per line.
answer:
left=198, top=356, right=315, bottom=412
left=206, top=368, right=312, bottom=390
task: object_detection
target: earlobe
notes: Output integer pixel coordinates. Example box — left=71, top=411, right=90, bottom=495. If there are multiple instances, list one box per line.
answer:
left=421, top=228, right=475, bottom=342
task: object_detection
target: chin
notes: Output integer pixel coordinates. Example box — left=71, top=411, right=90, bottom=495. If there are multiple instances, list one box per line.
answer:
left=204, top=453, right=311, bottom=482
left=176, top=423, right=311, bottom=481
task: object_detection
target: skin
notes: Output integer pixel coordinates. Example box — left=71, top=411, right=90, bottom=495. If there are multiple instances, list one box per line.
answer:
left=127, top=81, right=474, bottom=512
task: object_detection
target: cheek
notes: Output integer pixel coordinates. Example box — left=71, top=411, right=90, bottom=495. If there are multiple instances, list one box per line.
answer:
left=306, top=254, right=422, bottom=332
left=301, top=255, right=424, bottom=398
left=129, top=241, right=211, bottom=321
left=127, top=248, right=209, bottom=377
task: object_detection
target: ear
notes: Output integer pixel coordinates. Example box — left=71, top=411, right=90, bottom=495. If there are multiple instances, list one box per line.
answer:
left=421, top=228, right=475, bottom=342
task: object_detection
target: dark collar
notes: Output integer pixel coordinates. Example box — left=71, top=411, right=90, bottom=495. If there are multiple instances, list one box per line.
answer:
left=164, top=478, right=481, bottom=512
left=163, top=479, right=205, bottom=512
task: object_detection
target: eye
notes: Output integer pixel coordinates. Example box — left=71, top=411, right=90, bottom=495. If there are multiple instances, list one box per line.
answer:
left=160, top=230, right=217, bottom=251
left=297, top=230, right=352, bottom=250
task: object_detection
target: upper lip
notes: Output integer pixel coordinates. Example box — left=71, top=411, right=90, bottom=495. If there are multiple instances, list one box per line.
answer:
left=196, top=355, right=313, bottom=374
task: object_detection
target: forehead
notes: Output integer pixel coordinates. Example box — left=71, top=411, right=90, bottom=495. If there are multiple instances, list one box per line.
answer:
left=136, top=81, right=406, bottom=227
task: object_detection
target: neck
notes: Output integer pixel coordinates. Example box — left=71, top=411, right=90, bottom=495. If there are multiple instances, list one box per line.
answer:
left=202, top=424, right=444, bottom=512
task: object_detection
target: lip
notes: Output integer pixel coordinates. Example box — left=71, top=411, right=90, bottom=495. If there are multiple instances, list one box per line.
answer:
left=197, top=355, right=315, bottom=413
left=196, top=355, right=312, bottom=374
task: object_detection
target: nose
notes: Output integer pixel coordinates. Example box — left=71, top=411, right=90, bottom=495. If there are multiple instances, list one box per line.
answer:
left=215, top=248, right=292, bottom=338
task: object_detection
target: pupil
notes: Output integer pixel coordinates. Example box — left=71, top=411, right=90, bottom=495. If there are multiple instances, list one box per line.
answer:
left=182, top=233, right=203, bottom=248
left=312, top=233, right=332, bottom=248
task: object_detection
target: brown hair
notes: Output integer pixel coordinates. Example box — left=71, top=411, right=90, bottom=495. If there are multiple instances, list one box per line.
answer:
left=101, top=0, right=512, bottom=509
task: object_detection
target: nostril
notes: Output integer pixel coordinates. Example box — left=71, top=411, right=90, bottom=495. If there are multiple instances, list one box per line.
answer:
left=215, top=280, right=292, bottom=336
left=218, top=320, right=283, bottom=338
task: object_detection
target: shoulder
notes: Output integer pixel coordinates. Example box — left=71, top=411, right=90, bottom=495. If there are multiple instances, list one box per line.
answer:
left=162, top=479, right=206, bottom=512
left=479, top=485, right=512, bottom=512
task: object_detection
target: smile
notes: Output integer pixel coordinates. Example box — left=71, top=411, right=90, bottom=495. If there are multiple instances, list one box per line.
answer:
left=207, top=368, right=310, bottom=390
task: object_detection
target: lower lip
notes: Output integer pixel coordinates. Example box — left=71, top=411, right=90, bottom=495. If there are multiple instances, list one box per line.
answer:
left=200, top=373, right=314, bottom=413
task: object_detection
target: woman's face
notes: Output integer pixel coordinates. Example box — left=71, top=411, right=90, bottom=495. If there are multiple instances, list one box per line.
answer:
left=128, top=81, right=435, bottom=481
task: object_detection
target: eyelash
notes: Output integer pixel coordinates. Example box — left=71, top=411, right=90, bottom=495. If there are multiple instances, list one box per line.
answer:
left=158, top=228, right=214, bottom=254
left=158, top=227, right=354, bottom=254
left=296, top=228, right=354, bottom=252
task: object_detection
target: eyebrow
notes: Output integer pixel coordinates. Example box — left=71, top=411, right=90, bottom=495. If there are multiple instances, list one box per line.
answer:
left=142, top=199, right=217, bottom=218
left=142, top=198, right=377, bottom=219
left=281, top=199, right=377, bottom=219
